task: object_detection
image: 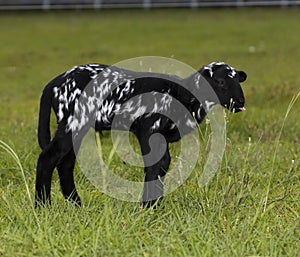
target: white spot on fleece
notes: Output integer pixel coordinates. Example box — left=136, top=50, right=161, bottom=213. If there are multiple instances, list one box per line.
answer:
left=99, top=79, right=110, bottom=94
left=69, top=88, right=81, bottom=103
left=226, top=66, right=237, bottom=78
left=151, top=118, right=161, bottom=131
left=160, top=94, right=173, bottom=111
left=67, top=116, right=78, bottom=131
left=131, top=106, right=147, bottom=121
left=53, top=87, right=59, bottom=98
left=103, top=100, right=115, bottom=116
left=118, top=80, right=132, bottom=100
left=114, top=103, right=121, bottom=113
left=58, top=103, right=64, bottom=121
left=87, top=96, right=95, bottom=113
left=203, top=62, right=225, bottom=77
left=169, top=123, right=176, bottom=130
left=78, top=113, right=88, bottom=130
left=74, top=99, right=80, bottom=115
left=205, top=100, right=215, bottom=112
left=124, top=79, right=131, bottom=92
left=186, top=118, right=197, bottom=129
left=203, top=62, right=237, bottom=79
left=120, top=100, right=134, bottom=113
left=197, top=107, right=202, bottom=120
left=102, top=68, right=111, bottom=78
left=194, top=73, right=201, bottom=89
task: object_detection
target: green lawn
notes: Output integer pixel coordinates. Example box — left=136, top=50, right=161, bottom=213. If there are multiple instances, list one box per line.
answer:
left=0, top=8, right=300, bottom=256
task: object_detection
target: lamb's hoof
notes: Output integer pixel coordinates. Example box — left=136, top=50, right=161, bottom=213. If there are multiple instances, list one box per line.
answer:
left=34, top=198, right=51, bottom=208
left=141, top=198, right=162, bottom=209
left=66, top=194, right=82, bottom=207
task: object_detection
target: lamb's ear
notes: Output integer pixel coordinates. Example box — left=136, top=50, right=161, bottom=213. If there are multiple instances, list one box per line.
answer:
left=238, top=71, right=247, bottom=83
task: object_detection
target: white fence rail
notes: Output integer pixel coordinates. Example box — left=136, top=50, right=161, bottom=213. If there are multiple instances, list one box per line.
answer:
left=0, top=0, right=299, bottom=10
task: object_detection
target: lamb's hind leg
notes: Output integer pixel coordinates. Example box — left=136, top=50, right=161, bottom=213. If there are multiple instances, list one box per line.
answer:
left=57, top=149, right=81, bottom=206
left=35, top=133, right=73, bottom=206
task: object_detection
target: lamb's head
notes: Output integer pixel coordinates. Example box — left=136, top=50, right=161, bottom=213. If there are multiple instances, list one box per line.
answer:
left=200, top=62, right=247, bottom=113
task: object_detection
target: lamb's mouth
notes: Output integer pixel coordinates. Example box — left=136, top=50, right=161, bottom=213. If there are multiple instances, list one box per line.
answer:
left=233, top=106, right=246, bottom=113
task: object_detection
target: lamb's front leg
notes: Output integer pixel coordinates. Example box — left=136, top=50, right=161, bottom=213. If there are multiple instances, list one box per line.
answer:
left=136, top=131, right=171, bottom=208
left=142, top=148, right=170, bottom=208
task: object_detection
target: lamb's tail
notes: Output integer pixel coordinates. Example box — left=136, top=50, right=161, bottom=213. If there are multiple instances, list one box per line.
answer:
left=38, top=84, right=53, bottom=150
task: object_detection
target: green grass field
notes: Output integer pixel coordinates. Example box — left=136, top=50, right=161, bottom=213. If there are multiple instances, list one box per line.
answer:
left=0, top=8, right=300, bottom=256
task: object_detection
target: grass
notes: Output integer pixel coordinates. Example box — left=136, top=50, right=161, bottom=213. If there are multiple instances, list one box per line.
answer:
left=0, top=7, right=300, bottom=256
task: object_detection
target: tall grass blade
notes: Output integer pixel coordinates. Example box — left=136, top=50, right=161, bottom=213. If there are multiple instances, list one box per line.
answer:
left=0, top=140, right=40, bottom=228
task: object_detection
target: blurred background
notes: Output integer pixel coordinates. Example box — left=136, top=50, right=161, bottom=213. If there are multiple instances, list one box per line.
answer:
left=0, top=0, right=299, bottom=10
